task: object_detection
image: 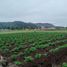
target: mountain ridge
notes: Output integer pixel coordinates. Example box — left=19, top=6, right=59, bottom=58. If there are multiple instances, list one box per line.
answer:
left=0, top=21, right=65, bottom=29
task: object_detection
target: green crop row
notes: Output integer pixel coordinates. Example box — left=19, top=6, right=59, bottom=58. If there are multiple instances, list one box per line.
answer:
left=0, top=31, right=66, bottom=65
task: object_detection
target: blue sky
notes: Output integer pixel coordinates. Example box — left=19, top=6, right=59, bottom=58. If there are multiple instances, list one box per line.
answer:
left=0, top=0, right=67, bottom=26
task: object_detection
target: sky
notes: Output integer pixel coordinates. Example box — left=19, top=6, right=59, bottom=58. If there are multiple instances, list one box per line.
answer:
left=0, top=0, right=67, bottom=26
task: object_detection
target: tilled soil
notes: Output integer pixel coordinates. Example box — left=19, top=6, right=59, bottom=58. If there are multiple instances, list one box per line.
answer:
left=0, top=63, right=18, bottom=67
left=8, top=63, right=18, bottom=67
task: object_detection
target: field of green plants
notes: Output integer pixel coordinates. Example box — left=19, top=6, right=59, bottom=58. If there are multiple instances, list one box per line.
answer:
left=0, top=31, right=67, bottom=67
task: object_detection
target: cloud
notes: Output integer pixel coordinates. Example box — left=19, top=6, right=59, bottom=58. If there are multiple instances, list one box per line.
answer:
left=0, top=0, right=67, bottom=26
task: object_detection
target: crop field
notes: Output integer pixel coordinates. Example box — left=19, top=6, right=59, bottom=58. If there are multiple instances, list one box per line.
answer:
left=0, top=31, right=67, bottom=67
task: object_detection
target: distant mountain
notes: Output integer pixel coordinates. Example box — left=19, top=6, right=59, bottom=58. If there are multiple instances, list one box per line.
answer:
left=36, top=23, right=55, bottom=28
left=0, top=21, right=55, bottom=29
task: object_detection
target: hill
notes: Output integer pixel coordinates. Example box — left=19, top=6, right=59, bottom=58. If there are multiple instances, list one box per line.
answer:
left=0, top=21, right=55, bottom=29
left=36, top=23, right=55, bottom=29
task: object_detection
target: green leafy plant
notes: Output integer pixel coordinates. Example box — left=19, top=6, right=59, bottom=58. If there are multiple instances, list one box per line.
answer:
left=35, top=53, right=42, bottom=59
left=14, top=61, right=22, bottom=65
left=24, top=56, right=34, bottom=62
